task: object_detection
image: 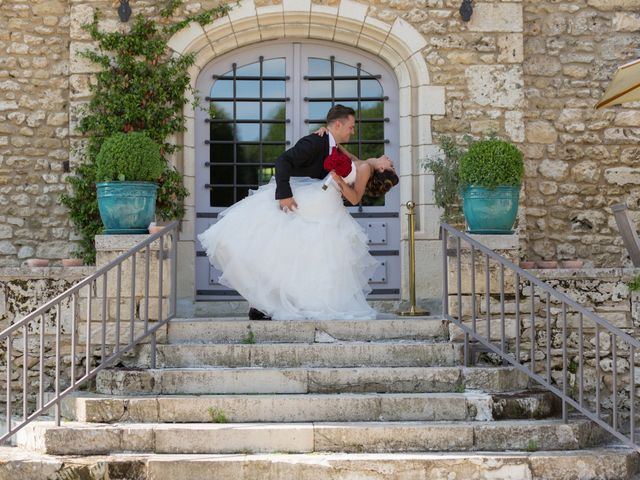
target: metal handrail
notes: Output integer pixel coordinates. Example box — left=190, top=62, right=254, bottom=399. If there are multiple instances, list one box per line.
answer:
left=441, top=222, right=639, bottom=450
left=0, top=222, right=179, bottom=443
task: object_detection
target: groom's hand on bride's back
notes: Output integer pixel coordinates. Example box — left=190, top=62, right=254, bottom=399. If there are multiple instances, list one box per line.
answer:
left=279, top=197, right=298, bottom=212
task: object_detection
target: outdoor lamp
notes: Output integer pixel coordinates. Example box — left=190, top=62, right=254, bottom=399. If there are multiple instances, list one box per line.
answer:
left=459, top=0, right=473, bottom=22
left=117, top=0, right=132, bottom=22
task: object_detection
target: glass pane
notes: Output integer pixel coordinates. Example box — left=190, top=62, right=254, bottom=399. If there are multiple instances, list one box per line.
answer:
left=236, top=80, right=260, bottom=98
left=237, top=186, right=258, bottom=201
left=308, top=58, right=330, bottom=76
left=361, top=101, right=383, bottom=119
left=236, top=123, right=260, bottom=142
left=210, top=123, right=234, bottom=143
left=263, top=102, right=285, bottom=121
left=308, top=101, right=333, bottom=121
left=237, top=144, right=260, bottom=164
left=209, top=101, right=233, bottom=120
left=260, top=166, right=276, bottom=184
left=307, top=123, right=325, bottom=135
left=361, top=79, right=383, bottom=97
left=341, top=144, right=358, bottom=157
left=263, top=80, right=285, bottom=98
left=361, top=143, right=384, bottom=159
left=361, top=194, right=385, bottom=207
left=211, top=79, right=234, bottom=98
left=308, top=80, right=330, bottom=98
left=210, top=187, right=234, bottom=207
left=262, top=122, right=285, bottom=142
left=211, top=165, right=234, bottom=184
left=235, top=62, right=260, bottom=76
left=339, top=100, right=358, bottom=113
left=235, top=102, right=260, bottom=120
left=334, top=61, right=357, bottom=76
left=262, top=144, right=285, bottom=164
left=209, top=143, right=233, bottom=164
left=360, top=122, right=384, bottom=141
left=335, top=80, right=357, bottom=98
left=263, top=58, right=285, bottom=76
left=237, top=165, right=260, bottom=185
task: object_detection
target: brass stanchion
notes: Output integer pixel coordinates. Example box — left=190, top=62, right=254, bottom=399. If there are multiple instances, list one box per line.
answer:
left=398, top=201, right=429, bottom=316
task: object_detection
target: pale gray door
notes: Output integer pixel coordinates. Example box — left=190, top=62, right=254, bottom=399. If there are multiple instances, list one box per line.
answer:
left=195, top=41, right=400, bottom=301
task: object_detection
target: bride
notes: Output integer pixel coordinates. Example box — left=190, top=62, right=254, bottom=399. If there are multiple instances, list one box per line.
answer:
left=198, top=105, right=398, bottom=321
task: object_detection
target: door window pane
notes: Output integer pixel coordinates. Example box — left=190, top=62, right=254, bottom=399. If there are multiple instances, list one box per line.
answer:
left=209, top=101, right=234, bottom=120
left=361, top=143, right=384, bottom=159
left=210, top=122, right=234, bottom=142
left=236, top=123, right=260, bottom=142
left=262, top=144, right=285, bottom=164
left=262, top=123, right=285, bottom=142
left=236, top=144, right=260, bottom=163
left=210, top=187, right=234, bottom=207
left=263, top=58, right=285, bottom=76
left=260, top=166, right=276, bottom=183
left=307, top=123, right=325, bottom=135
left=211, top=79, right=234, bottom=98
left=308, top=102, right=333, bottom=120
left=361, top=101, right=383, bottom=119
left=237, top=165, right=260, bottom=185
left=334, top=61, right=357, bottom=76
left=236, top=80, right=260, bottom=98
left=235, top=102, right=260, bottom=120
left=361, top=122, right=384, bottom=141
left=308, top=80, right=331, bottom=98
left=308, top=58, right=330, bottom=76
left=263, top=102, right=285, bottom=121
left=263, top=80, right=285, bottom=98
left=209, top=143, right=233, bottom=164
left=235, top=62, right=260, bottom=76
left=335, top=80, right=357, bottom=97
left=361, top=79, right=383, bottom=97
left=211, top=165, right=234, bottom=184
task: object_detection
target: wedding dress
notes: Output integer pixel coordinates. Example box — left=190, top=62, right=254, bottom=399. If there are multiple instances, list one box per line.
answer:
left=197, top=164, right=378, bottom=320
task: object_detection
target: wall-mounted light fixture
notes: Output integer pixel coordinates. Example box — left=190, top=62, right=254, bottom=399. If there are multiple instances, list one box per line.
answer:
left=117, top=0, right=132, bottom=22
left=459, top=0, right=473, bottom=22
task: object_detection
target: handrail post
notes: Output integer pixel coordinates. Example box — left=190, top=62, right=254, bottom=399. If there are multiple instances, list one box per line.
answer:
left=399, top=201, right=428, bottom=316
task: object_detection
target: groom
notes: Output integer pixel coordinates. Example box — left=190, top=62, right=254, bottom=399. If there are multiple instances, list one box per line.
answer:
left=248, top=104, right=393, bottom=320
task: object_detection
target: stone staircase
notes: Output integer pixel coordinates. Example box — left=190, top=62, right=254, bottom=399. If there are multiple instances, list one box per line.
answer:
left=6, top=317, right=640, bottom=479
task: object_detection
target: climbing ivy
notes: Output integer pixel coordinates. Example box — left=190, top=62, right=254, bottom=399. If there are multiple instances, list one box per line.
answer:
left=61, top=0, right=232, bottom=263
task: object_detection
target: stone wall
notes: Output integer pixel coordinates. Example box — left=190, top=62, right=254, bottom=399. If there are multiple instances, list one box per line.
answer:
left=0, top=0, right=74, bottom=266
left=1, top=0, right=639, bottom=273
left=0, top=234, right=171, bottom=417
left=447, top=238, right=639, bottom=424
left=522, top=0, right=640, bottom=267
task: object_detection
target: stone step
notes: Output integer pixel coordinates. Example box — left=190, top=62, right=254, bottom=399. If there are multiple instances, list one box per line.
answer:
left=96, top=365, right=531, bottom=395
left=167, top=317, right=450, bottom=344
left=61, top=391, right=556, bottom=424
left=1, top=446, right=638, bottom=480
left=17, top=418, right=606, bottom=455
left=133, top=341, right=464, bottom=368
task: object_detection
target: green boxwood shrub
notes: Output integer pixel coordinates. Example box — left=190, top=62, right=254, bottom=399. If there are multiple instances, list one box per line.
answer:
left=95, top=132, right=165, bottom=182
left=458, top=138, right=524, bottom=188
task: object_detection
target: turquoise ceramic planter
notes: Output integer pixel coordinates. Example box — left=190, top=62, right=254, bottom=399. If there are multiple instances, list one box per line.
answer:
left=96, top=181, right=158, bottom=234
left=462, top=185, right=521, bottom=234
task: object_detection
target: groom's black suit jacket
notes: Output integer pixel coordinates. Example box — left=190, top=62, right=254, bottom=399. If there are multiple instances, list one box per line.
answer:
left=274, top=133, right=330, bottom=200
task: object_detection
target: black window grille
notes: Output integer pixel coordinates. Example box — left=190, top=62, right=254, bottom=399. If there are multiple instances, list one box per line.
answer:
left=204, top=57, right=290, bottom=207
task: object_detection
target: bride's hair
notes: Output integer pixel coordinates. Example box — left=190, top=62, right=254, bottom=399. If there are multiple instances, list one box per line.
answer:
left=365, top=169, right=399, bottom=198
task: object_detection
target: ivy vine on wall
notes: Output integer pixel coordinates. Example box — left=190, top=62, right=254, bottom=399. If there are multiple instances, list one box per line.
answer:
left=61, top=0, right=232, bottom=263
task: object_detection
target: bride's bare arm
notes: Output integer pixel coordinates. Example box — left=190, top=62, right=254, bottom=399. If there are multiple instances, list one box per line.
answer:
left=330, top=162, right=373, bottom=205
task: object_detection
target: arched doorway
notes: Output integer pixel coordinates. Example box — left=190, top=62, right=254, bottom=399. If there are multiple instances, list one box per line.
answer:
left=194, top=40, right=400, bottom=300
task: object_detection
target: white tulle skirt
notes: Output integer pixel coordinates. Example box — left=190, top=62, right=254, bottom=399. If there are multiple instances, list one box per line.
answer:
left=197, top=177, right=378, bottom=320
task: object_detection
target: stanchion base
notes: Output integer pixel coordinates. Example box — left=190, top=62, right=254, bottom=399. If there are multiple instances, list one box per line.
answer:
left=398, top=307, right=429, bottom=317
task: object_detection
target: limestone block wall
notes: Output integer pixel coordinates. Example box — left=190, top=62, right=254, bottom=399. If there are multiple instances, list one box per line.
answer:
left=447, top=250, right=639, bottom=423
left=522, top=0, right=640, bottom=266
left=0, top=0, right=73, bottom=266
left=0, top=234, right=171, bottom=418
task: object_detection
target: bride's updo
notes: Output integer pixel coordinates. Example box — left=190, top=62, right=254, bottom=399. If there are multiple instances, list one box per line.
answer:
left=365, top=169, right=399, bottom=198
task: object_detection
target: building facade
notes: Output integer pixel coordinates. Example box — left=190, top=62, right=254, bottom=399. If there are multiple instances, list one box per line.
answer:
left=0, top=0, right=638, bottom=308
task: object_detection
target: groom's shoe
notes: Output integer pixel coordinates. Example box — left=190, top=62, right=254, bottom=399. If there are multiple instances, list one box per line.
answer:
left=249, top=307, right=271, bottom=320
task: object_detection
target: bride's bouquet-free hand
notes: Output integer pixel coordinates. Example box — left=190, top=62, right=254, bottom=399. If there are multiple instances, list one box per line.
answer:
left=323, top=146, right=352, bottom=191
